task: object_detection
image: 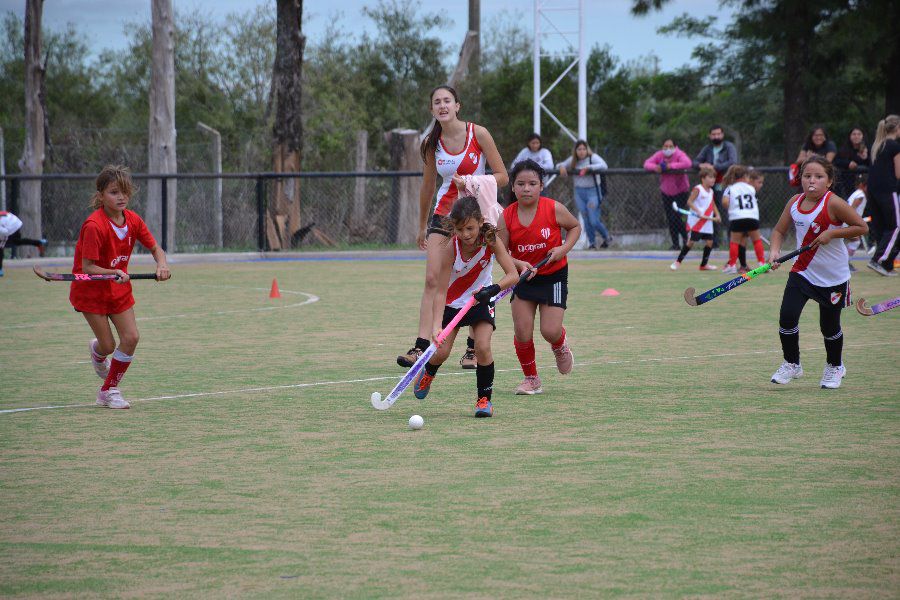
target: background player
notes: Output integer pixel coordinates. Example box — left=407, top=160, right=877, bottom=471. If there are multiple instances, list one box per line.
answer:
left=70, top=165, right=171, bottom=409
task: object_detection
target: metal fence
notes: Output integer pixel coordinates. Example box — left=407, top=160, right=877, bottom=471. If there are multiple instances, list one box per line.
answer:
left=1, top=167, right=801, bottom=255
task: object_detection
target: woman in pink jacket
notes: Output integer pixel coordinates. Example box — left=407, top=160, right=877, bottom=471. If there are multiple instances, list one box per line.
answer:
left=644, top=139, right=693, bottom=250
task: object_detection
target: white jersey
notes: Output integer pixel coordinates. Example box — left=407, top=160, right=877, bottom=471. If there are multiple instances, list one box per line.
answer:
left=433, top=122, right=486, bottom=217
left=790, top=191, right=850, bottom=287
left=687, top=185, right=715, bottom=234
left=445, top=237, right=493, bottom=309
left=724, top=181, right=759, bottom=221
left=843, top=189, right=867, bottom=252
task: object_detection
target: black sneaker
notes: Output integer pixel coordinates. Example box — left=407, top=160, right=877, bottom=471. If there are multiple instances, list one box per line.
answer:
left=459, top=348, right=477, bottom=369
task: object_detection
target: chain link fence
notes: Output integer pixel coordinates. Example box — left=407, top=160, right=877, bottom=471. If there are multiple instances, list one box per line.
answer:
left=3, top=167, right=803, bottom=255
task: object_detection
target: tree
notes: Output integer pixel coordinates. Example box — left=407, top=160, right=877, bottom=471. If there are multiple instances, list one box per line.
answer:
left=18, top=0, right=44, bottom=256
left=268, top=0, right=305, bottom=250
left=147, top=0, right=177, bottom=250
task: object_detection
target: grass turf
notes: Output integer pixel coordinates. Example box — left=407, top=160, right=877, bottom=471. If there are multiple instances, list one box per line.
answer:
left=1, top=256, right=898, bottom=597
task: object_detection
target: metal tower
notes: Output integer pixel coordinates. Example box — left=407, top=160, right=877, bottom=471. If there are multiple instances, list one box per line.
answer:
left=533, top=0, right=586, bottom=141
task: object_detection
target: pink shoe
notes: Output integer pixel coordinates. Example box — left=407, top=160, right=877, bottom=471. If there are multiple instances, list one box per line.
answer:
left=89, top=339, right=110, bottom=379
left=515, top=375, right=543, bottom=395
left=552, top=342, right=574, bottom=374
left=96, top=387, right=130, bottom=409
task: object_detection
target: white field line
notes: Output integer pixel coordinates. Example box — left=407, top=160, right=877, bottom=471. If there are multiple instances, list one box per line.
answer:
left=2, top=341, right=897, bottom=415
left=1, top=287, right=318, bottom=330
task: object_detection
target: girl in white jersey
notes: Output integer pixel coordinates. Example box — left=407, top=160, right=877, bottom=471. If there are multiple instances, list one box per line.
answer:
left=769, top=157, right=867, bottom=389
left=844, top=173, right=868, bottom=270
left=411, top=197, right=519, bottom=418
left=396, top=86, right=509, bottom=370
left=721, top=165, right=767, bottom=273
left=670, top=166, right=721, bottom=270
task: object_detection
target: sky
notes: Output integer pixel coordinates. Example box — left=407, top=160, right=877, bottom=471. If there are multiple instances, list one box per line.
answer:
left=1, top=0, right=729, bottom=72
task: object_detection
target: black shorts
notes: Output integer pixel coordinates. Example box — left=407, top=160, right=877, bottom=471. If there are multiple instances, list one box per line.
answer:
left=785, top=272, right=851, bottom=310
left=729, top=218, right=760, bottom=233
left=427, top=213, right=451, bottom=237
left=442, top=301, right=496, bottom=330
left=689, top=231, right=714, bottom=242
left=511, top=265, right=568, bottom=309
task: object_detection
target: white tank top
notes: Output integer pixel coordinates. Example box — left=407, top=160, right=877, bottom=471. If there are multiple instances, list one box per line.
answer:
left=445, top=236, right=493, bottom=309
left=724, top=181, right=759, bottom=221
left=790, top=191, right=850, bottom=287
left=687, top=185, right=715, bottom=234
left=433, top=122, right=485, bottom=216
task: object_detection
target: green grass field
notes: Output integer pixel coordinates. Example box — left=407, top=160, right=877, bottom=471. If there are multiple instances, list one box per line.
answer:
left=1, top=255, right=898, bottom=597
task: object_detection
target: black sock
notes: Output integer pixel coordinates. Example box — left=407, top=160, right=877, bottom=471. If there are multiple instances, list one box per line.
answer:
left=738, top=245, right=747, bottom=268
left=466, top=336, right=475, bottom=350
left=677, top=245, right=690, bottom=262
left=425, top=361, right=441, bottom=377
left=824, top=330, right=843, bottom=366
left=779, top=326, right=800, bottom=364
left=476, top=362, right=495, bottom=401
left=701, top=246, right=712, bottom=266
left=415, top=337, right=429, bottom=351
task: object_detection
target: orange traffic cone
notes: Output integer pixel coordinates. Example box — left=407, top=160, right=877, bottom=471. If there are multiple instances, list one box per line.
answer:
left=269, top=278, right=281, bottom=299
left=600, top=288, right=620, bottom=297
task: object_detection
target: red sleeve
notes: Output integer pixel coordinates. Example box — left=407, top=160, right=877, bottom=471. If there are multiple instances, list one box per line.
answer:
left=134, top=215, right=158, bottom=250
left=80, top=223, right=103, bottom=261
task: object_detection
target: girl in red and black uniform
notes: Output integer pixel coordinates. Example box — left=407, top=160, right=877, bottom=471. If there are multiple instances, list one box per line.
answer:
left=396, top=86, right=508, bottom=370
left=768, top=157, right=867, bottom=389
left=497, top=159, right=581, bottom=395
left=411, top=197, right=519, bottom=417
left=70, top=165, right=171, bottom=409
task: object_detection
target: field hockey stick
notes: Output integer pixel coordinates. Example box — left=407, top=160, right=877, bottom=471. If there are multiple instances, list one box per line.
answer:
left=856, top=296, right=900, bottom=316
left=671, top=201, right=714, bottom=220
left=371, top=256, right=551, bottom=410
left=683, top=244, right=813, bottom=307
left=33, top=266, right=161, bottom=282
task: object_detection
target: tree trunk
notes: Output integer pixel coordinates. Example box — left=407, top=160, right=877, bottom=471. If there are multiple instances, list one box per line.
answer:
left=385, top=129, right=423, bottom=245
left=782, top=3, right=811, bottom=164
left=18, top=0, right=44, bottom=257
left=148, top=0, right=177, bottom=251
left=350, top=129, right=369, bottom=237
left=269, top=0, right=305, bottom=250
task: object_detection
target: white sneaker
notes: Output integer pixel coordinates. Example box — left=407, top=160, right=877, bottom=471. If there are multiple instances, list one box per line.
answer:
left=670, top=261, right=680, bottom=271
left=867, top=261, right=890, bottom=276
left=96, top=387, right=130, bottom=409
left=771, top=361, right=803, bottom=384
left=89, top=339, right=110, bottom=379
left=722, top=264, right=738, bottom=274
left=820, top=363, right=846, bottom=389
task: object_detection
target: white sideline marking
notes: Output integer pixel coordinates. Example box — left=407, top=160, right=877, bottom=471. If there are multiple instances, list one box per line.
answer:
left=2, top=341, right=897, bottom=415
left=1, top=286, right=319, bottom=330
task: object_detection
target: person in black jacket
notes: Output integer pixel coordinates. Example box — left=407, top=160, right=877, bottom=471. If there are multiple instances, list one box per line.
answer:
left=833, top=127, right=871, bottom=198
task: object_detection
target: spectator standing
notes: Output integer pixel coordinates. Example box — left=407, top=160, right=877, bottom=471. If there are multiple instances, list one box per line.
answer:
left=644, top=139, right=692, bottom=249
left=510, top=133, right=554, bottom=182
left=833, top=127, right=870, bottom=198
left=693, top=125, right=738, bottom=247
left=557, top=140, right=611, bottom=249
left=866, top=114, right=900, bottom=276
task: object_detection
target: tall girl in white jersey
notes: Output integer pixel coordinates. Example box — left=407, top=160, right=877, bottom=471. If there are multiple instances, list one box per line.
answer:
left=396, top=86, right=508, bottom=369
left=768, top=157, right=867, bottom=389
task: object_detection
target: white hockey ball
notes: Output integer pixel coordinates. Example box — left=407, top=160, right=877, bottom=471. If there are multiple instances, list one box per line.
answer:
left=408, top=415, right=424, bottom=430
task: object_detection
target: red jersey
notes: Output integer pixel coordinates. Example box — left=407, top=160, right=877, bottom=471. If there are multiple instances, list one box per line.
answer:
left=503, top=196, right=567, bottom=276
left=69, top=208, right=157, bottom=314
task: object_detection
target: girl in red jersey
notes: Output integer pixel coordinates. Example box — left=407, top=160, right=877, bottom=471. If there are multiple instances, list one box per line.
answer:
left=396, top=86, right=508, bottom=371
left=70, top=165, right=171, bottom=409
left=497, top=159, right=581, bottom=395
left=411, top=196, right=519, bottom=417
left=768, top=157, right=867, bottom=389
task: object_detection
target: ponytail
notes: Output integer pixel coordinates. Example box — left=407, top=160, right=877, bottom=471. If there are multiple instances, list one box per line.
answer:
left=871, top=115, right=900, bottom=162
left=722, top=164, right=748, bottom=187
